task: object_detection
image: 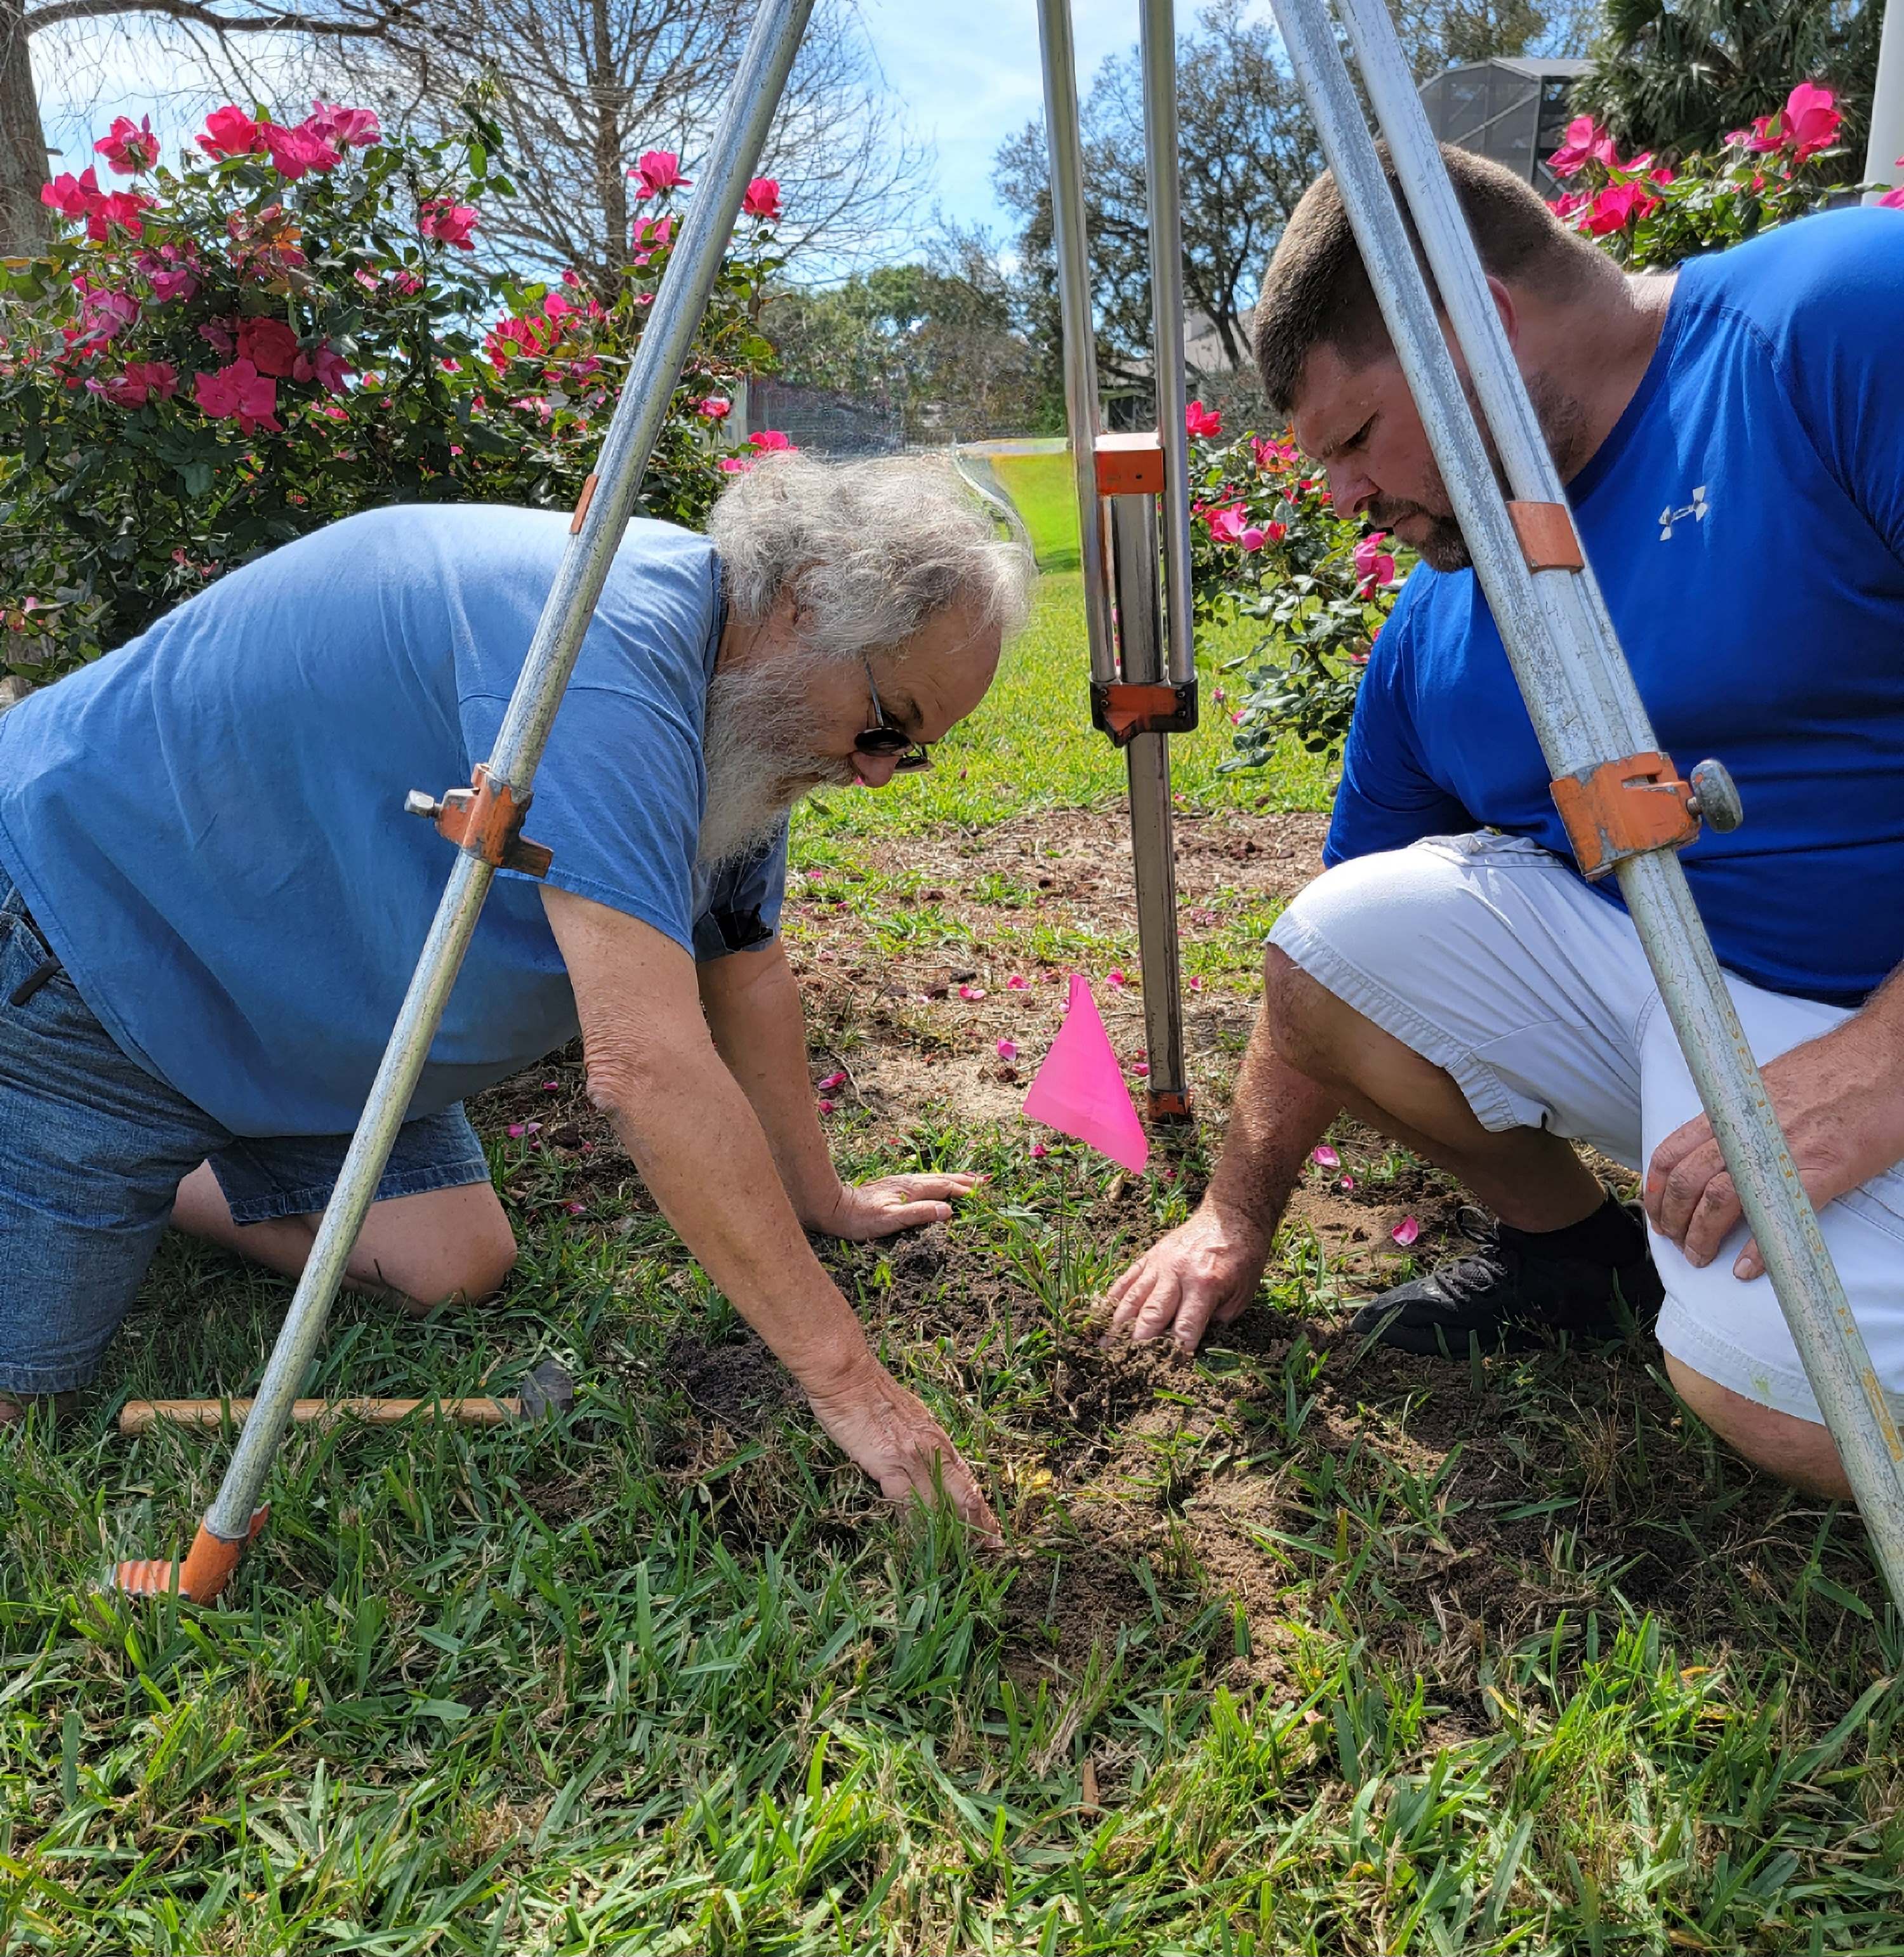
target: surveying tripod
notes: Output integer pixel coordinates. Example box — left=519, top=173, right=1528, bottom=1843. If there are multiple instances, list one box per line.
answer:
left=1033, top=0, right=1904, bottom=1602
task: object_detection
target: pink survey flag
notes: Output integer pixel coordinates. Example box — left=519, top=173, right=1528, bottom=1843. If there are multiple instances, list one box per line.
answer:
left=1022, top=974, right=1149, bottom=1174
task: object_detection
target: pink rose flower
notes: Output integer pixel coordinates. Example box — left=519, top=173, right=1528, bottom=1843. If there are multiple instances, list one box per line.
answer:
left=1782, top=81, right=1842, bottom=163
left=1546, top=114, right=1616, bottom=178
left=293, top=342, right=352, bottom=395
left=194, top=357, right=281, bottom=435
left=420, top=199, right=480, bottom=249
left=262, top=119, right=341, bottom=182
left=1185, top=400, right=1222, bottom=440
left=698, top=395, right=732, bottom=420
left=743, top=176, right=781, bottom=220
left=1582, top=180, right=1661, bottom=237
left=304, top=100, right=381, bottom=149
left=95, top=115, right=159, bottom=175
left=199, top=106, right=264, bottom=158
left=748, top=428, right=793, bottom=452
left=630, top=149, right=691, bottom=199
left=236, top=315, right=300, bottom=378
left=96, top=360, right=178, bottom=408
left=1352, top=531, right=1397, bottom=595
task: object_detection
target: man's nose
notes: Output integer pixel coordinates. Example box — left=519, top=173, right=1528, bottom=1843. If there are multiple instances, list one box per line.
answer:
left=851, top=752, right=901, bottom=788
left=1327, top=462, right=1378, bottom=519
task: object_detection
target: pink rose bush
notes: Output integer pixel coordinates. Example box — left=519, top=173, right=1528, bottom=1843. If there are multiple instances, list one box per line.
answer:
left=1544, top=84, right=1860, bottom=269
left=1188, top=404, right=1408, bottom=761
left=3, top=108, right=775, bottom=679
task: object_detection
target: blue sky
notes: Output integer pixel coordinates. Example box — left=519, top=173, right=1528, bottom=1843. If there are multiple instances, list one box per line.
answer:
left=34, top=1, right=1167, bottom=245
left=856, top=0, right=1145, bottom=236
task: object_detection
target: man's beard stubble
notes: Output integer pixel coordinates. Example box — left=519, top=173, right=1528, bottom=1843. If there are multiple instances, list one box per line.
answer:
left=1367, top=370, right=1590, bottom=576
left=696, top=658, right=856, bottom=871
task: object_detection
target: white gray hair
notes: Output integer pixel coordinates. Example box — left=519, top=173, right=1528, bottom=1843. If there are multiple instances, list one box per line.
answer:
left=706, top=451, right=1038, bottom=661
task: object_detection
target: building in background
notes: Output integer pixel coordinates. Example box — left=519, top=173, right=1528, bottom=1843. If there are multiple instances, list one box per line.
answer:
left=1420, top=58, right=1589, bottom=197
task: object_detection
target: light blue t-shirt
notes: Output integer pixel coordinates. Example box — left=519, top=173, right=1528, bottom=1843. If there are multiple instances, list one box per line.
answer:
left=1328, top=208, right=1904, bottom=1006
left=0, top=505, right=788, bottom=1134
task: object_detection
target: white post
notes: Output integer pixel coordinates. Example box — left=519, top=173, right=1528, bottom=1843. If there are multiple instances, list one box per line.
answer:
left=1863, top=0, right=1904, bottom=202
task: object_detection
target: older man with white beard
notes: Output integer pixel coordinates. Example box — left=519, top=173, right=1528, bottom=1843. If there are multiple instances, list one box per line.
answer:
left=0, top=454, right=1031, bottom=1530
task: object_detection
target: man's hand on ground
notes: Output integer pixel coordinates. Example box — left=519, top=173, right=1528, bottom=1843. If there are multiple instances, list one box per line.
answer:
left=810, top=1172, right=988, bottom=1242
left=1103, top=1203, right=1273, bottom=1351
left=804, top=1353, right=1001, bottom=1538
left=1646, top=1015, right=1904, bottom=1277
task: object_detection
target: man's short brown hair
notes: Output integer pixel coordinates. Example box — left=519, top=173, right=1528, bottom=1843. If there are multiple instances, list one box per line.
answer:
left=1252, top=143, right=1612, bottom=415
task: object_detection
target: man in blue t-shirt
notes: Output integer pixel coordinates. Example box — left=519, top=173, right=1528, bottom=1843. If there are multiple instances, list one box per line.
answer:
left=0, top=453, right=1033, bottom=1534
left=1108, top=147, right=1904, bottom=1500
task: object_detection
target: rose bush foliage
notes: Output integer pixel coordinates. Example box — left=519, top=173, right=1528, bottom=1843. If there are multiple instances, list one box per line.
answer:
left=1187, top=406, right=1404, bottom=764
left=0, top=105, right=788, bottom=678
left=1207, top=77, right=1893, bottom=765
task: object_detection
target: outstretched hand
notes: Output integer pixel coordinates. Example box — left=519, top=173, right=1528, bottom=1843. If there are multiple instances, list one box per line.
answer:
left=805, top=1355, right=1000, bottom=1539
left=1103, top=1204, right=1272, bottom=1351
left=813, top=1172, right=988, bottom=1242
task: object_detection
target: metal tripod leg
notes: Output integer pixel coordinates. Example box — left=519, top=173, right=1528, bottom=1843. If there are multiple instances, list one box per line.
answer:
left=114, top=0, right=821, bottom=1603
left=1036, top=0, right=1195, bottom=1123
left=1270, top=0, right=1904, bottom=1606
left=1108, top=497, right=1189, bottom=1117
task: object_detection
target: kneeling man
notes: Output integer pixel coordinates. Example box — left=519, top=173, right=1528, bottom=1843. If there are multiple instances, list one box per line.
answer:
left=1110, top=152, right=1904, bottom=1499
left=0, top=453, right=1032, bottom=1530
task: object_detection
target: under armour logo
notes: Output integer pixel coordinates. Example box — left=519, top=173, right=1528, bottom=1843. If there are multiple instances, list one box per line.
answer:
left=1659, top=486, right=1709, bottom=540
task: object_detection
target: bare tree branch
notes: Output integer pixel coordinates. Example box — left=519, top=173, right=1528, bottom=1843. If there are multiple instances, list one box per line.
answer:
left=25, top=0, right=394, bottom=36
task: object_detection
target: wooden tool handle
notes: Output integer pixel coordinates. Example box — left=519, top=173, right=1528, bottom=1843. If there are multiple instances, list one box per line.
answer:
left=119, top=1395, right=517, bottom=1435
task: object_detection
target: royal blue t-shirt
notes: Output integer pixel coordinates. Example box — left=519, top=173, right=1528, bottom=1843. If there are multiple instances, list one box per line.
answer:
left=1328, top=208, right=1904, bottom=1006
left=0, top=505, right=788, bottom=1134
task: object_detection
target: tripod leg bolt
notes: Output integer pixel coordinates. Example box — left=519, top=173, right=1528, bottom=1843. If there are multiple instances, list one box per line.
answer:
left=1688, top=759, right=1744, bottom=834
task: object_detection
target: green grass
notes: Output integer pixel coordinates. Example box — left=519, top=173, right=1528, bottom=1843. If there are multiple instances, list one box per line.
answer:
left=4, top=575, right=1901, bottom=1954
left=987, top=450, right=1080, bottom=573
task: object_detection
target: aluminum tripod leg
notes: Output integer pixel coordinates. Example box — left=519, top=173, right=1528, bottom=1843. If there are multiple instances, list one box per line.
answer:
left=1036, top=0, right=1193, bottom=1120
left=115, top=0, right=820, bottom=1603
left=1270, top=0, right=1904, bottom=1607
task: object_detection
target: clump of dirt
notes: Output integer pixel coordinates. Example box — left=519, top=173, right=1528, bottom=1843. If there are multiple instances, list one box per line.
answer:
left=660, top=1324, right=800, bottom=1439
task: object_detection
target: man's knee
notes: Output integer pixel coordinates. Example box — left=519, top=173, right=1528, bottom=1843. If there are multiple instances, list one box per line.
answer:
left=354, top=1188, right=518, bottom=1308
left=1665, top=1354, right=1853, bottom=1499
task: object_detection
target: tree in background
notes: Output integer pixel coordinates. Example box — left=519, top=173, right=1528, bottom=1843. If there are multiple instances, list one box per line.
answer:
left=1574, top=0, right=1884, bottom=165
left=326, top=0, right=916, bottom=288
left=0, top=0, right=400, bottom=257
left=994, top=0, right=1323, bottom=420
left=760, top=246, right=1041, bottom=444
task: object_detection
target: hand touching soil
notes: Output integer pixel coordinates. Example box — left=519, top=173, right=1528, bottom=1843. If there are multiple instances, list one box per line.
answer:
left=805, top=1353, right=1001, bottom=1539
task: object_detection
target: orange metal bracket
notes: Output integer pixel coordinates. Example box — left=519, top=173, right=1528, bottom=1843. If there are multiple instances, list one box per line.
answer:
left=433, top=766, right=553, bottom=877
left=1550, top=750, right=1698, bottom=879
left=1147, top=1087, right=1191, bottom=1121
left=1507, top=500, right=1584, bottom=572
left=1093, top=680, right=1196, bottom=745
left=569, top=472, right=600, bottom=534
left=1094, top=432, right=1165, bottom=497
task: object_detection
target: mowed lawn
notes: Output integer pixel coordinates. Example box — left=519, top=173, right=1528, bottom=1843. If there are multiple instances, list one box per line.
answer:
left=3, top=573, right=1902, bottom=1955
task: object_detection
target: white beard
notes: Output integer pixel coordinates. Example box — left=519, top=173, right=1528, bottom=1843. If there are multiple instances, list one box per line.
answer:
left=696, top=658, right=856, bottom=871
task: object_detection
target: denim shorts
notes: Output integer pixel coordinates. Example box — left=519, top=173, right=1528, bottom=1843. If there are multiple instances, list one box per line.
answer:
left=0, top=870, right=491, bottom=1394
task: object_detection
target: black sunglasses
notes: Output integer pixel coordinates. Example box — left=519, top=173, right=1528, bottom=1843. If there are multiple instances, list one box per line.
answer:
left=856, top=658, right=932, bottom=772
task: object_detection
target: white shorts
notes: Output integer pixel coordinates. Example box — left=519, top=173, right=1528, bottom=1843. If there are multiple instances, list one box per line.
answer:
left=1268, top=833, right=1904, bottom=1427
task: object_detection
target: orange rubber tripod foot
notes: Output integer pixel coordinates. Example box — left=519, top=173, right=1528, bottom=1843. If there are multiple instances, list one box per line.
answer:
left=113, top=1506, right=268, bottom=1602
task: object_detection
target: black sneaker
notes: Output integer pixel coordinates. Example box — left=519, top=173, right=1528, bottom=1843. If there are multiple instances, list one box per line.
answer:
left=1345, top=1200, right=1662, bottom=1357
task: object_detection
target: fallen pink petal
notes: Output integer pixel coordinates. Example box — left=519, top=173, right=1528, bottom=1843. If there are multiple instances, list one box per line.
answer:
left=1007, top=974, right=1030, bottom=989
left=958, top=984, right=987, bottom=1000
left=817, top=1098, right=835, bottom=1114
left=818, top=1070, right=847, bottom=1091
left=1392, top=1215, right=1422, bottom=1247
left=1031, top=1142, right=1049, bottom=1158
left=996, top=1039, right=1019, bottom=1059
left=565, top=1201, right=585, bottom=1216
left=1107, top=969, right=1127, bottom=988
left=542, top=1080, right=559, bottom=1091
left=1134, top=1061, right=1150, bottom=1077
left=1311, top=1145, right=1340, bottom=1168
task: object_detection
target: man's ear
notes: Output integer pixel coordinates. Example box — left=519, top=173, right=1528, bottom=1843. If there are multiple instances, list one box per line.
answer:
left=1485, top=274, right=1520, bottom=350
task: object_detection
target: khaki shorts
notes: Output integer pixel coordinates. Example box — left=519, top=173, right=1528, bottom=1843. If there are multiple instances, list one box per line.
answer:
left=1269, top=832, right=1904, bottom=1426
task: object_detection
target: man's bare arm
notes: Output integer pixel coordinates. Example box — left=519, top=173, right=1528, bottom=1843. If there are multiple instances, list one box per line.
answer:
left=543, top=886, right=996, bottom=1532
left=1647, top=963, right=1904, bottom=1277
left=697, top=940, right=982, bottom=1238
left=1106, top=990, right=1339, bottom=1348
